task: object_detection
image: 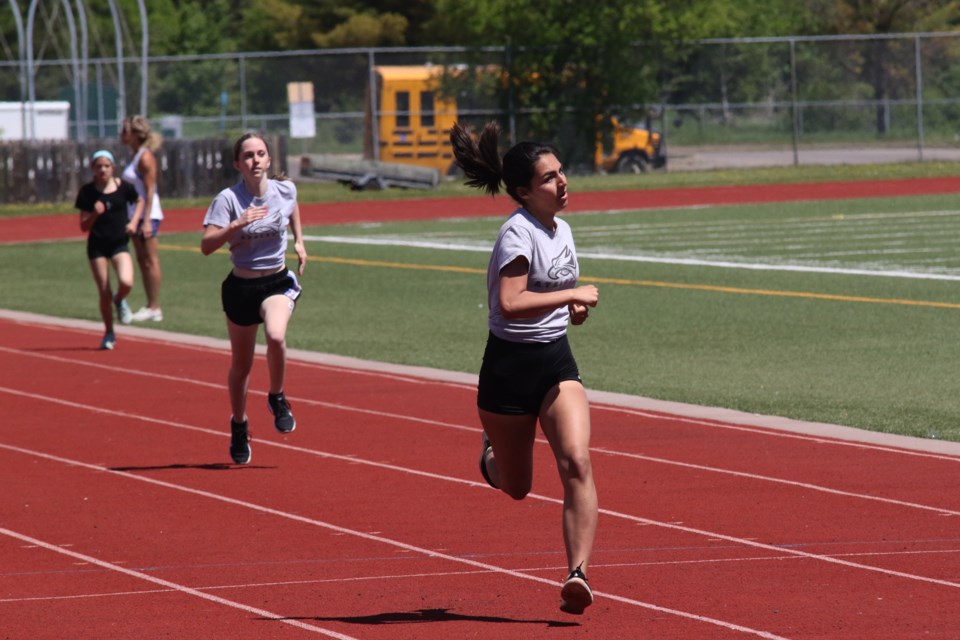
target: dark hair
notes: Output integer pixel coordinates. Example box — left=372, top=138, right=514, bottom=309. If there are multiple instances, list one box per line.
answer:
left=450, top=121, right=557, bottom=205
left=233, top=132, right=288, bottom=181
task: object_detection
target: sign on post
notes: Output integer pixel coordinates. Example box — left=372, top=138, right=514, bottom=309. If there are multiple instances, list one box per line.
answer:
left=287, top=82, right=315, bottom=139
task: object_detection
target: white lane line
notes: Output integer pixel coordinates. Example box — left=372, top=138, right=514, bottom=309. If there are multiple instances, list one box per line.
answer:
left=4, top=344, right=960, bottom=516
left=0, top=527, right=359, bottom=639
left=2, top=388, right=960, bottom=595
left=0, top=442, right=791, bottom=639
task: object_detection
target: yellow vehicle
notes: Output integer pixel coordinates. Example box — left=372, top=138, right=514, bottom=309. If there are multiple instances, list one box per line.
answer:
left=365, top=65, right=665, bottom=175
left=364, top=65, right=457, bottom=174
left=595, top=115, right=666, bottom=173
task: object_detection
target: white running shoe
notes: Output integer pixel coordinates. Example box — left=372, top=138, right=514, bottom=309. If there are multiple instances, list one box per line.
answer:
left=115, top=297, right=133, bottom=324
left=131, top=307, right=163, bottom=322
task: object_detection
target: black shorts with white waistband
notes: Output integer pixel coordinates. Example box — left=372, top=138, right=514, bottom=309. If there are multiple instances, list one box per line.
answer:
left=477, top=331, right=582, bottom=416
left=87, top=235, right=130, bottom=260
left=221, top=269, right=302, bottom=326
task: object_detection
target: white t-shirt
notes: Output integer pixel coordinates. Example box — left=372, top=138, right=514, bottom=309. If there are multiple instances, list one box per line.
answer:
left=487, top=207, right=579, bottom=343
left=122, top=146, right=163, bottom=221
left=203, top=179, right=298, bottom=271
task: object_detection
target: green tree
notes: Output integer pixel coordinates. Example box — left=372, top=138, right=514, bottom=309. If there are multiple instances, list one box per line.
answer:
left=424, top=0, right=688, bottom=166
left=802, top=0, right=960, bottom=133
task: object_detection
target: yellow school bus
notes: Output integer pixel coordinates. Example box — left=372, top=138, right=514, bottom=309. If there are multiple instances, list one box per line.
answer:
left=364, top=65, right=458, bottom=174
left=364, top=65, right=665, bottom=176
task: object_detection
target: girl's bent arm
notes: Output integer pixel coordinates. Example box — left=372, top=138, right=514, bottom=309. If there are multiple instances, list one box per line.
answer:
left=497, top=257, right=598, bottom=319
left=201, top=223, right=236, bottom=255
left=127, top=197, right=145, bottom=234
left=200, top=203, right=268, bottom=255
left=79, top=210, right=97, bottom=232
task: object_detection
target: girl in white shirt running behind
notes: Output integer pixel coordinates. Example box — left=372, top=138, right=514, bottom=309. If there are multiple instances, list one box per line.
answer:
left=201, top=133, right=307, bottom=465
left=450, top=121, right=600, bottom=615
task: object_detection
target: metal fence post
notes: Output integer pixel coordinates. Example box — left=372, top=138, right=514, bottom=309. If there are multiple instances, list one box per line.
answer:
left=368, top=49, right=379, bottom=162
left=789, top=38, right=799, bottom=167
left=914, top=34, right=924, bottom=162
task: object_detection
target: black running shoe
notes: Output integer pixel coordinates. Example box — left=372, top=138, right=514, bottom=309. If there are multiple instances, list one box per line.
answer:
left=479, top=432, right=498, bottom=488
left=267, top=392, right=296, bottom=433
left=560, top=563, right=593, bottom=614
left=230, top=417, right=251, bottom=465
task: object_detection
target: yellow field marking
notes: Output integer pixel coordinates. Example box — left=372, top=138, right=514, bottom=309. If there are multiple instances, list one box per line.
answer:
left=160, top=243, right=960, bottom=310
left=583, top=275, right=960, bottom=310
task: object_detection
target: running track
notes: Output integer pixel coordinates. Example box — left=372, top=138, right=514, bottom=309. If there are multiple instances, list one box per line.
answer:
left=3, top=177, right=960, bottom=637
left=2, top=312, right=960, bottom=639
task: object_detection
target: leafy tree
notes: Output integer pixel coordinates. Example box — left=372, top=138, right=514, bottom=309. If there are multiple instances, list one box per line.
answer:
left=423, top=0, right=688, bottom=166
left=801, top=0, right=960, bottom=133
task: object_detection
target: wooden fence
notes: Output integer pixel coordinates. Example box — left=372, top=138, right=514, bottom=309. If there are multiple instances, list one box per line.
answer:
left=0, top=136, right=287, bottom=205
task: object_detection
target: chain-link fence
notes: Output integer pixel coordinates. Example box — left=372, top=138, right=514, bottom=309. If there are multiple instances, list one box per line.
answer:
left=2, top=32, right=960, bottom=166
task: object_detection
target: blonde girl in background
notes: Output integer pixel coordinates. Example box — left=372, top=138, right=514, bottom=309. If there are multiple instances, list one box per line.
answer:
left=120, top=114, right=165, bottom=322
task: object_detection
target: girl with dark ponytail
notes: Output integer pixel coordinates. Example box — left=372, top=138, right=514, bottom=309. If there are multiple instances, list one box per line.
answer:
left=451, top=121, right=600, bottom=615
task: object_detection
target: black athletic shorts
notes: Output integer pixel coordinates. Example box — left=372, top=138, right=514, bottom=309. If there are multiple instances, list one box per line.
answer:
left=87, top=235, right=130, bottom=260
left=221, top=269, right=302, bottom=326
left=477, top=331, right=582, bottom=416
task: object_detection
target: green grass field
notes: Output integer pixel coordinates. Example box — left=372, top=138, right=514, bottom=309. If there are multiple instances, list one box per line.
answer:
left=4, top=163, right=960, bottom=442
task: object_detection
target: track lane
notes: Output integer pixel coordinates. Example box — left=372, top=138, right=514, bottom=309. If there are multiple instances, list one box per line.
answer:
left=3, top=315, right=960, bottom=638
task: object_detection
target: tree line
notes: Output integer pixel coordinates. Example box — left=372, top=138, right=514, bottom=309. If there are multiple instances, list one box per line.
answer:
left=2, top=0, right=959, bottom=161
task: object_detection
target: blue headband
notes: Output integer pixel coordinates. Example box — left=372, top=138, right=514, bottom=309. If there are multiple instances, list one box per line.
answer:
left=90, top=149, right=115, bottom=164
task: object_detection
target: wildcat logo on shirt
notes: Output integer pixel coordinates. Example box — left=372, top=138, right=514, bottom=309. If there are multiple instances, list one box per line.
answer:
left=530, top=246, right=578, bottom=290
left=548, top=246, right=577, bottom=279
left=241, top=213, right=283, bottom=241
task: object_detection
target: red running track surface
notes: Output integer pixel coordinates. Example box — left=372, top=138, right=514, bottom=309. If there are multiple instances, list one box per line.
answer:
left=1, top=311, right=959, bottom=639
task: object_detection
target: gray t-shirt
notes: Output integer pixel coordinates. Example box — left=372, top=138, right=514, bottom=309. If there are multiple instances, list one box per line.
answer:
left=487, top=207, right=579, bottom=343
left=203, top=179, right=297, bottom=271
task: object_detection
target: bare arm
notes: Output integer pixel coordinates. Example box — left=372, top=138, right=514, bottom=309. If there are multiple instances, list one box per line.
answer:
left=126, top=196, right=145, bottom=235
left=200, top=204, right=268, bottom=255
left=497, top=257, right=598, bottom=320
left=287, top=202, right=307, bottom=275
left=78, top=199, right=105, bottom=232
left=137, top=149, right=159, bottom=238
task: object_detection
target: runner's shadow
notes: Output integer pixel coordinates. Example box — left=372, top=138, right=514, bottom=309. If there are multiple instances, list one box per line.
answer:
left=281, top=608, right=578, bottom=628
left=109, top=462, right=276, bottom=472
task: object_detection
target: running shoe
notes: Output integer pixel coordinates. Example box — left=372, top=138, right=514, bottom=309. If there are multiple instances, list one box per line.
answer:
left=560, top=564, right=593, bottom=614
left=267, top=392, right=296, bottom=433
left=479, top=431, right=498, bottom=488
left=131, top=307, right=163, bottom=322
left=115, top=297, right=133, bottom=324
left=100, top=332, right=116, bottom=350
left=230, top=417, right=251, bottom=464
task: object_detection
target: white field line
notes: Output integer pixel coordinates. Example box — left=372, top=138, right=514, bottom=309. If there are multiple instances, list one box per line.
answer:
left=301, top=235, right=960, bottom=281
left=0, top=442, right=792, bottom=640
left=303, top=207, right=960, bottom=279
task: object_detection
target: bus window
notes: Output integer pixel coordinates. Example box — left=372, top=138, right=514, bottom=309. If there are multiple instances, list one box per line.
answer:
left=396, top=91, right=410, bottom=128
left=421, top=91, right=435, bottom=127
